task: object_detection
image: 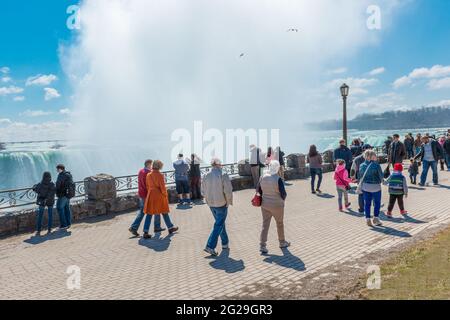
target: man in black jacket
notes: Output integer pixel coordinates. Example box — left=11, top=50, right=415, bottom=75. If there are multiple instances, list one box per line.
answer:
left=444, top=135, right=450, bottom=171
left=56, top=164, right=74, bottom=229
left=414, top=136, right=444, bottom=186
left=388, top=134, right=406, bottom=165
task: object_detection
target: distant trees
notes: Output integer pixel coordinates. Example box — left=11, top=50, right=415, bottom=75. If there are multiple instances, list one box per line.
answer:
left=307, top=106, right=450, bottom=131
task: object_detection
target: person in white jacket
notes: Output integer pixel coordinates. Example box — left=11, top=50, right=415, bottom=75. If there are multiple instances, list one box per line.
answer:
left=202, top=158, right=233, bottom=256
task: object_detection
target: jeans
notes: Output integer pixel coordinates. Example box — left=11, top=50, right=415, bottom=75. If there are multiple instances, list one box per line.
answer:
left=420, top=160, right=438, bottom=185
left=56, top=197, right=71, bottom=228
left=406, top=148, right=414, bottom=159
left=358, top=193, right=365, bottom=212
left=409, top=174, right=417, bottom=184
left=206, top=206, right=229, bottom=250
left=310, top=168, right=323, bottom=191
left=387, top=194, right=405, bottom=212
left=143, top=213, right=173, bottom=233
left=37, top=206, right=53, bottom=232
left=363, top=191, right=381, bottom=219
left=130, top=198, right=161, bottom=231
left=336, top=186, right=349, bottom=209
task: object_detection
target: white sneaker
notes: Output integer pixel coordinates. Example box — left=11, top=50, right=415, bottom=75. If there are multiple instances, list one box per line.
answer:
left=373, top=217, right=383, bottom=226
left=204, top=247, right=218, bottom=256
left=260, top=244, right=268, bottom=254
left=366, top=218, right=373, bottom=227
left=279, top=240, right=291, bottom=249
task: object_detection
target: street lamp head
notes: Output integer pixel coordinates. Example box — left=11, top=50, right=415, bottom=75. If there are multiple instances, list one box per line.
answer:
left=340, top=83, right=349, bottom=98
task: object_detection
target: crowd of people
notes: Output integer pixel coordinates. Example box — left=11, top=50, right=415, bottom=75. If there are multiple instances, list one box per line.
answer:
left=30, top=130, right=450, bottom=257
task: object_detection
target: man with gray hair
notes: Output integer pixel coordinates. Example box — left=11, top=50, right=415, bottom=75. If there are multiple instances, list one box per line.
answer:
left=202, top=157, right=233, bottom=256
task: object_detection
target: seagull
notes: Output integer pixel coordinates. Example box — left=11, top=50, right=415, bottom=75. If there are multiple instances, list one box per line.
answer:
left=239, top=53, right=245, bottom=58
left=287, top=28, right=299, bottom=32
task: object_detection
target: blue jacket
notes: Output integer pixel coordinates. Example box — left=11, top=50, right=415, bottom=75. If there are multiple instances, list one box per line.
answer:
left=359, top=160, right=383, bottom=185
left=173, top=159, right=189, bottom=181
left=333, top=145, right=353, bottom=168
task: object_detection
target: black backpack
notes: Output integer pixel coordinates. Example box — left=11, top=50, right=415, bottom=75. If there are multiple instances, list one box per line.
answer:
left=65, top=172, right=76, bottom=199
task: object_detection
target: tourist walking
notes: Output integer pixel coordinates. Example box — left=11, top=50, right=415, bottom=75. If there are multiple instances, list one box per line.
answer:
left=350, top=139, right=363, bottom=158
left=358, top=150, right=384, bottom=227
left=408, top=158, right=419, bottom=185
left=388, top=134, right=406, bottom=165
left=404, top=133, right=415, bottom=159
left=444, top=135, right=450, bottom=171
left=414, top=134, right=422, bottom=156
left=173, top=154, right=192, bottom=205
left=307, top=145, right=323, bottom=194
left=383, top=136, right=393, bottom=155
left=32, top=172, right=56, bottom=236
left=438, top=136, right=447, bottom=171
left=202, top=158, right=233, bottom=256
left=334, top=159, right=352, bottom=212
left=129, top=160, right=165, bottom=237
left=249, top=144, right=264, bottom=188
left=414, top=135, right=444, bottom=186
left=333, top=139, right=352, bottom=175
left=351, top=144, right=373, bottom=213
left=55, top=164, right=74, bottom=229
left=385, top=163, right=408, bottom=218
left=189, top=154, right=203, bottom=201
left=257, top=160, right=290, bottom=254
left=143, top=160, right=179, bottom=239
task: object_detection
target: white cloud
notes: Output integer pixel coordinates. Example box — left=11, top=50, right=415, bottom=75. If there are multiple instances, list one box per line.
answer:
left=26, top=74, right=58, bottom=86
left=427, top=99, right=450, bottom=107
left=59, top=108, right=72, bottom=115
left=353, top=92, right=407, bottom=113
left=44, top=87, right=61, bottom=101
left=0, top=120, right=71, bottom=142
left=393, top=65, right=450, bottom=89
left=0, top=118, right=12, bottom=125
left=369, top=67, right=385, bottom=76
left=427, top=77, right=450, bottom=90
left=326, top=77, right=378, bottom=95
left=328, top=67, right=347, bottom=75
left=0, top=86, right=24, bottom=96
left=1, top=77, right=12, bottom=83
left=20, top=109, right=54, bottom=117
left=13, top=96, right=25, bottom=102
left=0, top=67, right=10, bottom=74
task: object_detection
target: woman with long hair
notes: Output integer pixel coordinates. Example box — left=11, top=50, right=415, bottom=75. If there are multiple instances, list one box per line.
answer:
left=32, top=172, right=56, bottom=236
left=307, top=145, right=323, bottom=194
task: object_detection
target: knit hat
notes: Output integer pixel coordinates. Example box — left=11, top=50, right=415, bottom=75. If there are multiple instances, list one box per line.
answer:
left=394, top=163, right=403, bottom=172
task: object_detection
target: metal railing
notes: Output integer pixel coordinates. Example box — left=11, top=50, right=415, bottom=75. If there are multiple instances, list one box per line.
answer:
left=0, top=163, right=240, bottom=210
left=0, top=146, right=387, bottom=211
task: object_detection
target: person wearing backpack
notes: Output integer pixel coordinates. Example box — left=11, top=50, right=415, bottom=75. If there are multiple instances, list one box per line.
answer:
left=385, top=163, right=408, bottom=218
left=56, top=164, right=74, bottom=229
left=32, top=172, right=56, bottom=236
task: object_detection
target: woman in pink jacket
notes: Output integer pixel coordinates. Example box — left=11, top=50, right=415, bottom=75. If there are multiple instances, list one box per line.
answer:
left=439, top=136, right=446, bottom=171
left=334, top=159, right=353, bottom=212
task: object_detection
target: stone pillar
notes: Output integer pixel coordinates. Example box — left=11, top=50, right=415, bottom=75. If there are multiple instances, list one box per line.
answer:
left=286, top=153, right=306, bottom=168
left=322, top=150, right=334, bottom=164
left=84, top=174, right=117, bottom=201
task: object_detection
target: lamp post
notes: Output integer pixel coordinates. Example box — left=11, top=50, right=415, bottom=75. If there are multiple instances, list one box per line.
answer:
left=340, top=83, right=349, bottom=145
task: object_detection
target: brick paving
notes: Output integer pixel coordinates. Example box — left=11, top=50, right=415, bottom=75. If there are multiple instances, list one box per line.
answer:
left=1, top=169, right=449, bottom=300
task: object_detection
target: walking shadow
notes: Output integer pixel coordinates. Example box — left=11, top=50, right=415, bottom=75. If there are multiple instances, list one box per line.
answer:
left=23, top=229, right=72, bottom=245
left=379, top=212, right=405, bottom=224
left=138, top=233, right=174, bottom=252
left=370, top=225, right=411, bottom=238
left=263, top=248, right=306, bottom=271
left=403, top=215, right=427, bottom=224
left=176, top=203, right=193, bottom=211
left=409, top=186, right=426, bottom=191
left=316, top=193, right=335, bottom=199
left=207, top=250, right=245, bottom=274
left=434, top=184, right=450, bottom=190
left=345, top=209, right=365, bottom=218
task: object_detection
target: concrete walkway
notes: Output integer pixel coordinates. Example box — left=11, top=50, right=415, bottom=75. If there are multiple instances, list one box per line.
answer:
left=1, top=169, right=449, bottom=299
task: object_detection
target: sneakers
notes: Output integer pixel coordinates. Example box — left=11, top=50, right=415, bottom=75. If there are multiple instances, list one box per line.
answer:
left=184, top=199, right=193, bottom=205
left=35, top=231, right=41, bottom=237
left=129, top=227, right=139, bottom=237
left=260, top=244, right=268, bottom=254
left=204, top=247, right=218, bottom=256
left=372, top=217, right=383, bottom=226
left=143, top=232, right=152, bottom=239
left=345, top=203, right=351, bottom=209
left=386, top=211, right=393, bottom=218
left=339, top=208, right=344, bottom=212
left=154, top=227, right=166, bottom=233
left=168, top=227, right=179, bottom=234
left=400, top=210, right=408, bottom=216
left=366, top=218, right=373, bottom=227
left=316, top=189, right=322, bottom=194
left=311, top=190, right=316, bottom=194
left=279, top=240, right=291, bottom=249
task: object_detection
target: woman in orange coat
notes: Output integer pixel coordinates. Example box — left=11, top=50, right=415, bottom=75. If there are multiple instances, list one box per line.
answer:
left=142, top=160, right=179, bottom=239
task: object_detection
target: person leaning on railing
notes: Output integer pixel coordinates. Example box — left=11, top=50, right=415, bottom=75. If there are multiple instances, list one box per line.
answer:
left=32, top=172, right=56, bottom=236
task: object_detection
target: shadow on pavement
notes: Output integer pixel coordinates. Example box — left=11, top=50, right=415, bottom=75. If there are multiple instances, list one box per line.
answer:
left=138, top=233, right=175, bottom=252
left=316, top=193, right=335, bottom=199
left=23, top=229, right=72, bottom=245
left=263, top=248, right=306, bottom=271
left=207, top=249, right=245, bottom=274
left=370, top=225, right=411, bottom=238
left=345, top=209, right=365, bottom=218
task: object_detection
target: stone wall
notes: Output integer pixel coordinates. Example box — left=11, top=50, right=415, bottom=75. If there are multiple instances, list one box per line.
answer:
left=0, top=152, right=375, bottom=238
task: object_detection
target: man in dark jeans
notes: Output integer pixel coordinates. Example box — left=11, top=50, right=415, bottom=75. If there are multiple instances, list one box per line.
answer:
left=388, top=134, right=406, bottom=165
left=414, top=135, right=444, bottom=186
left=55, top=164, right=73, bottom=229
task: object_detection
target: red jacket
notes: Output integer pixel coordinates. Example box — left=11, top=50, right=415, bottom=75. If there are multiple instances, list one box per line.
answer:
left=138, top=168, right=151, bottom=198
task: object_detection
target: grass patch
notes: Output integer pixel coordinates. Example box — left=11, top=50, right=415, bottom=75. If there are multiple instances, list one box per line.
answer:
left=360, top=226, right=450, bottom=300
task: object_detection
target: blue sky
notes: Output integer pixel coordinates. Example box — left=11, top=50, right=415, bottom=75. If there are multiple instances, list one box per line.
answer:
left=1, top=0, right=450, bottom=140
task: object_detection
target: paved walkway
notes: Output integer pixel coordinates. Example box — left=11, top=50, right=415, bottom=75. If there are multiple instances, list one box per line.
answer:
left=1, top=169, right=450, bottom=300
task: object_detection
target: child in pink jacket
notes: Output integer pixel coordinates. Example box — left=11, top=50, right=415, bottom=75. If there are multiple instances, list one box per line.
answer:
left=334, top=159, right=352, bottom=212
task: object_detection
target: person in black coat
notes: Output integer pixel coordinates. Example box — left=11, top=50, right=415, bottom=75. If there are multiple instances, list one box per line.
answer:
left=388, top=134, right=406, bottom=165
left=333, top=139, right=353, bottom=175
left=188, top=154, right=202, bottom=201
left=32, top=172, right=56, bottom=236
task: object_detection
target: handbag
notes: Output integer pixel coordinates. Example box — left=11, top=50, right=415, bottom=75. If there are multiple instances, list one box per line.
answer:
left=336, top=173, right=351, bottom=191
left=356, top=162, right=373, bottom=195
left=251, top=193, right=262, bottom=207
